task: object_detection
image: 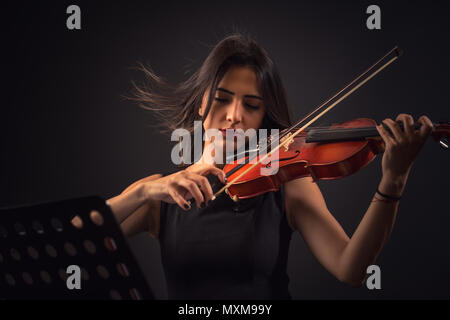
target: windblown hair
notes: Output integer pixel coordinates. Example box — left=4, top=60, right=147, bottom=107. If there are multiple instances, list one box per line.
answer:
left=131, top=33, right=292, bottom=137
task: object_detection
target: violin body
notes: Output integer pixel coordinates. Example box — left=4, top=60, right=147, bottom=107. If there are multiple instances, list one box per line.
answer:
left=223, top=118, right=448, bottom=201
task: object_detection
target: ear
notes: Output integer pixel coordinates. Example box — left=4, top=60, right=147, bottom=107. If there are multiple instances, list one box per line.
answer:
left=198, top=106, right=204, bottom=117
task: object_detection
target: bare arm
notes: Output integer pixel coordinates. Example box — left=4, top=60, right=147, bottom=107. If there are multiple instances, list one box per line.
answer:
left=285, top=114, right=433, bottom=286
left=71, top=174, right=163, bottom=237
left=285, top=176, right=400, bottom=287
left=96, top=164, right=226, bottom=238
left=107, top=174, right=162, bottom=238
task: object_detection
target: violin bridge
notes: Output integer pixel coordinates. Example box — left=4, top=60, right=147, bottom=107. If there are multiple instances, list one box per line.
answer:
left=225, top=188, right=239, bottom=202
left=280, top=132, right=293, bottom=151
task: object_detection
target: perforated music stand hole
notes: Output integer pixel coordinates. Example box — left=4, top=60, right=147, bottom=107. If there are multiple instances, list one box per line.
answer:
left=58, top=268, right=68, bottom=282
left=71, top=215, right=83, bottom=229
left=63, top=242, right=77, bottom=256
left=50, top=218, right=64, bottom=232
left=22, top=272, right=33, bottom=285
left=10, top=248, right=21, bottom=261
left=5, top=273, right=16, bottom=286
left=129, top=288, right=142, bottom=300
left=83, top=240, right=96, bottom=255
left=14, top=222, right=26, bottom=236
left=96, top=265, right=110, bottom=280
left=40, top=270, right=52, bottom=284
left=109, top=290, right=122, bottom=300
left=90, top=210, right=104, bottom=226
left=45, top=244, right=58, bottom=258
left=104, top=236, right=117, bottom=252
left=27, top=246, right=39, bottom=260
left=32, top=220, right=45, bottom=235
left=116, top=262, right=130, bottom=277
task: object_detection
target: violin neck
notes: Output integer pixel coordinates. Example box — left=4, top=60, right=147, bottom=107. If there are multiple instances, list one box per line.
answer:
left=305, top=122, right=426, bottom=143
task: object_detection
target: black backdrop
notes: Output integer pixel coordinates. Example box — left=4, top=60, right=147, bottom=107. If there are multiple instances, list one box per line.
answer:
left=1, top=0, right=449, bottom=299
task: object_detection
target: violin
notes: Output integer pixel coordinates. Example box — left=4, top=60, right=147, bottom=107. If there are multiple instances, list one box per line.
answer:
left=209, top=46, right=449, bottom=202
left=220, top=118, right=449, bottom=201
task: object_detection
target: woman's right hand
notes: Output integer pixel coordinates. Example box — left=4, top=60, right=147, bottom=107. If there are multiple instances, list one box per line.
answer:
left=144, top=164, right=226, bottom=211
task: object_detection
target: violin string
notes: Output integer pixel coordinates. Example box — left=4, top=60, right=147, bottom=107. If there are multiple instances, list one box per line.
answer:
left=288, top=121, right=424, bottom=134
left=215, top=47, right=401, bottom=200
left=300, top=126, right=378, bottom=133
left=247, top=49, right=398, bottom=160
left=276, top=46, right=400, bottom=142
left=231, top=121, right=430, bottom=163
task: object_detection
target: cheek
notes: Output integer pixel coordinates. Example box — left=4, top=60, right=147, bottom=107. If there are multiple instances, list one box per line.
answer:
left=203, top=106, right=222, bottom=129
left=202, top=117, right=211, bottom=131
left=202, top=109, right=219, bottom=131
left=250, top=110, right=265, bottom=128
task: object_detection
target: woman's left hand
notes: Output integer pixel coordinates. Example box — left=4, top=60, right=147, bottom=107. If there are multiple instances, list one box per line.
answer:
left=376, top=114, right=434, bottom=194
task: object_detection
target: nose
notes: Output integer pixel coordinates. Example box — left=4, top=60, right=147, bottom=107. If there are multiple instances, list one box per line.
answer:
left=226, top=99, right=243, bottom=125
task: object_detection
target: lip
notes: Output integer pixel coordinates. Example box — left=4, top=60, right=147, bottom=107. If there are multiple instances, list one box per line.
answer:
left=220, top=128, right=244, bottom=136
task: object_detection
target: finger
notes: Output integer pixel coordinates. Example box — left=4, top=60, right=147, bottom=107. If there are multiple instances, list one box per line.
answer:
left=383, top=119, right=404, bottom=142
left=201, top=165, right=227, bottom=184
left=376, top=123, right=395, bottom=147
left=168, top=187, right=191, bottom=211
left=395, top=113, right=414, bottom=137
left=178, top=178, right=204, bottom=208
left=417, top=115, right=434, bottom=139
left=185, top=172, right=214, bottom=205
left=421, top=115, right=434, bottom=128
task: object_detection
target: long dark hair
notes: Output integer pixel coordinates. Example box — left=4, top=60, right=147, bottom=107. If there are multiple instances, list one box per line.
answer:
left=131, top=33, right=292, bottom=137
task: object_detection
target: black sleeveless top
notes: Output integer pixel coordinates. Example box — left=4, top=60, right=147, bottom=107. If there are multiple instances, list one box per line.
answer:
left=159, top=186, right=293, bottom=300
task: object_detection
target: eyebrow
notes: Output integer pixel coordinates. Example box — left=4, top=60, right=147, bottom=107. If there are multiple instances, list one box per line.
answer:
left=216, top=87, right=263, bottom=100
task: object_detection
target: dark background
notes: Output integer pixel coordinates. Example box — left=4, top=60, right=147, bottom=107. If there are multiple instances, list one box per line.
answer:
left=1, top=0, right=449, bottom=299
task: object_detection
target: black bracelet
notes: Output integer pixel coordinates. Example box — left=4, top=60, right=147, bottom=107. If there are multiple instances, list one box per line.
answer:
left=376, top=189, right=401, bottom=201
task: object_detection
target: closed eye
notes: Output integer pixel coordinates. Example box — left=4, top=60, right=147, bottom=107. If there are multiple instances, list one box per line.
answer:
left=214, top=98, right=229, bottom=104
left=245, top=103, right=259, bottom=110
left=215, top=98, right=259, bottom=110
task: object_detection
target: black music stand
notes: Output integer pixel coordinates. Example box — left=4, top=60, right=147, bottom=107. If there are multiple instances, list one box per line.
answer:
left=0, top=196, right=155, bottom=300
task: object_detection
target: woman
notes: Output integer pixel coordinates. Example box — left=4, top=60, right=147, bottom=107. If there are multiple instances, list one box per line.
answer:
left=106, top=34, right=434, bottom=299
